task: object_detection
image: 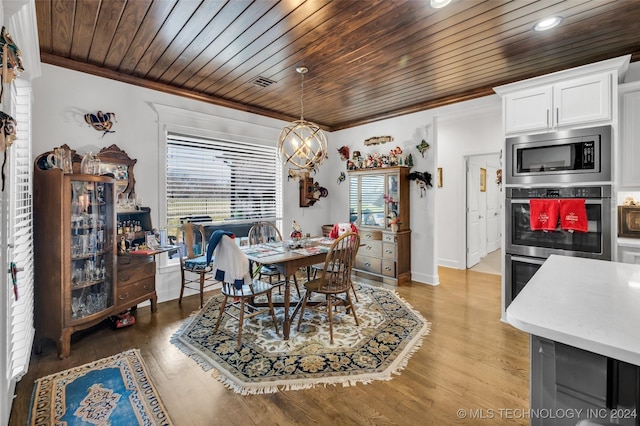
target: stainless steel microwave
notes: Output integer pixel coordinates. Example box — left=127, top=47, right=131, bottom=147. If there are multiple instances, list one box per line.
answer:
left=505, top=125, right=611, bottom=185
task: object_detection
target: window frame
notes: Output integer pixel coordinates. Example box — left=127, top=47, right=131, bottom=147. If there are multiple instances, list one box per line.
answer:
left=153, top=104, right=283, bottom=268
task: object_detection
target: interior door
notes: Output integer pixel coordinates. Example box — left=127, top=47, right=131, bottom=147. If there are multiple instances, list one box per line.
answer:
left=466, top=159, right=481, bottom=268
left=486, top=165, right=501, bottom=252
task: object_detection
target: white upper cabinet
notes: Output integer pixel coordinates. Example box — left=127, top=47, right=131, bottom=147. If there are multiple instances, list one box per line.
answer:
left=503, top=73, right=612, bottom=135
left=554, top=73, right=612, bottom=127
left=495, top=55, right=629, bottom=137
left=504, top=86, right=553, bottom=134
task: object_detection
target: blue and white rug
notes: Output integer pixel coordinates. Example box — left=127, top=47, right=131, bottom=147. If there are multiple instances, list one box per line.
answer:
left=171, top=282, right=431, bottom=394
left=28, top=349, right=172, bottom=425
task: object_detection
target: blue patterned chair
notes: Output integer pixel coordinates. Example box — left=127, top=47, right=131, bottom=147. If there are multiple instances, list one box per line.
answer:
left=178, top=223, right=217, bottom=308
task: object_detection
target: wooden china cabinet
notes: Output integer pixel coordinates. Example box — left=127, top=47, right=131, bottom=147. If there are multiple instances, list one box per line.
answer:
left=33, top=149, right=118, bottom=358
left=33, top=145, right=158, bottom=358
left=348, top=166, right=411, bottom=285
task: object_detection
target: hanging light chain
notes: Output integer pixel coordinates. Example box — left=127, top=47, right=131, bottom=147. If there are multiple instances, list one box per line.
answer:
left=299, top=71, right=304, bottom=121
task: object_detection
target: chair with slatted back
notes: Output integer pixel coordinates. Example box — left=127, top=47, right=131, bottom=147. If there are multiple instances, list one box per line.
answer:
left=296, top=232, right=361, bottom=344
left=310, top=222, right=359, bottom=301
left=211, top=233, right=279, bottom=349
left=248, top=222, right=301, bottom=298
left=178, top=223, right=218, bottom=308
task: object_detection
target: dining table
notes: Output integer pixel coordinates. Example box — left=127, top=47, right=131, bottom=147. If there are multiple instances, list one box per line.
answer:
left=241, top=237, right=335, bottom=339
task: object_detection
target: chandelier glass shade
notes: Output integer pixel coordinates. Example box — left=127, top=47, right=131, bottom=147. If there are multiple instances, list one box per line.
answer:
left=277, top=67, right=327, bottom=171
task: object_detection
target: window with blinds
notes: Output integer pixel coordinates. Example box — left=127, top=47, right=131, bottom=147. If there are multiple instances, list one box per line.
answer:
left=166, top=133, right=281, bottom=238
left=7, top=81, right=34, bottom=381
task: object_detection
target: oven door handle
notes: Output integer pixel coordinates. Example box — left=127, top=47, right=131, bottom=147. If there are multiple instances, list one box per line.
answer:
left=509, top=255, right=546, bottom=265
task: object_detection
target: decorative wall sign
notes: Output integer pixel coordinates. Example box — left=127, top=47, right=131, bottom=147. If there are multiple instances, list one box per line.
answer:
left=364, top=135, right=393, bottom=146
left=437, top=167, right=443, bottom=187
left=480, top=168, right=487, bottom=192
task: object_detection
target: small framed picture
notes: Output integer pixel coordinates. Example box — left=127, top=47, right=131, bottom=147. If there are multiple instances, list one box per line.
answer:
left=437, top=167, right=443, bottom=187
left=480, top=168, right=486, bottom=192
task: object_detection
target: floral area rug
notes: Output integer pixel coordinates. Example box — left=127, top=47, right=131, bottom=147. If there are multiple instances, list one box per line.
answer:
left=171, top=282, right=430, bottom=394
left=28, top=349, right=173, bottom=425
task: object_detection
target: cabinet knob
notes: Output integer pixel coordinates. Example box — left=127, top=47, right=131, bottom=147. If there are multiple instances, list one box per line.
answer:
left=120, top=274, right=131, bottom=282
left=385, top=249, right=392, bottom=254
left=364, top=262, right=371, bottom=267
left=384, top=266, right=392, bottom=271
left=366, top=245, right=372, bottom=250
left=118, top=293, right=129, bottom=300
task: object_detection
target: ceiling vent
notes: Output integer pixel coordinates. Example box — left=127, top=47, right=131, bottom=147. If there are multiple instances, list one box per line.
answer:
left=252, top=76, right=276, bottom=88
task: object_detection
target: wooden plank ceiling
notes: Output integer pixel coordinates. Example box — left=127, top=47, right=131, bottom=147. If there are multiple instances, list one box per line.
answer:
left=35, top=0, right=640, bottom=131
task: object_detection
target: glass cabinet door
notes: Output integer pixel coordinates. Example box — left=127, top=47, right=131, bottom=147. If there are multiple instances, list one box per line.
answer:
left=70, top=178, right=115, bottom=320
left=349, top=176, right=359, bottom=224
left=386, top=173, right=400, bottom=228
left=360, top=174, right=385, bottom=228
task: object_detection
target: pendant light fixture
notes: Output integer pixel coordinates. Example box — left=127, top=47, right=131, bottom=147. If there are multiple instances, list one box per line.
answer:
left=277, top=66, right=327, bottom=171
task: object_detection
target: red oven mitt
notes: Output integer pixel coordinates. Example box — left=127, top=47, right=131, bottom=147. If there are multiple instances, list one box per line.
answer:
left=559, top=199, right=588, bottom=232
left=529, top=199, right=559, bottom=231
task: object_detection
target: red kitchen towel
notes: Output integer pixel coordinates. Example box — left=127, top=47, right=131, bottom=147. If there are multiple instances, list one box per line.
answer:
left=559, top=199, right=588, bottom=232
left=529, top=199, right=559, bottom=231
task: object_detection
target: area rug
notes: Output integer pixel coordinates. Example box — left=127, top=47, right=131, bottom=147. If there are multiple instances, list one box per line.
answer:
left=171, top=282, right=430, bottom=394
left=28, top=349, right=173, bottom=425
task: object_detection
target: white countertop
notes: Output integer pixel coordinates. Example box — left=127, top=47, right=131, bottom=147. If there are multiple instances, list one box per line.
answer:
left=506, top=254, right=640, bottom=366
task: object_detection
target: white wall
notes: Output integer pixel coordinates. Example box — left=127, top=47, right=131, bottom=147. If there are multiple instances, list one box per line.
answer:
left=330, top=113, right=439, bottom=284
left=32, top=64, right=332, bottom=302
left=436, top=97, right=503, bottom=269
left=32, top=63, right=505, bottom=295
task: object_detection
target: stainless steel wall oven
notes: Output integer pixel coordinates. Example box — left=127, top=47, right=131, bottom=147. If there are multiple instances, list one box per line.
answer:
left=505, top=185, right=612, bottom=307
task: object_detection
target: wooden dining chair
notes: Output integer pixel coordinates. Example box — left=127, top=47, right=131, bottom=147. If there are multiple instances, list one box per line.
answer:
left=248, top=222, right=301, bottom=298
left=212, top=234, right=279, bottom=349
left=178, top=223, right=218, bottom=308
left=296, top=232, right=361, bottom=344
left=310, top=223, right=359, bottom=301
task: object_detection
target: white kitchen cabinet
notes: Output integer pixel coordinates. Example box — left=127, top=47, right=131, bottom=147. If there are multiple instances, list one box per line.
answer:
left=503, top=86, right=552, bottom=134
left=502, top=73, right=612, bottom=135
left=619, top=82, right=640, bottom=188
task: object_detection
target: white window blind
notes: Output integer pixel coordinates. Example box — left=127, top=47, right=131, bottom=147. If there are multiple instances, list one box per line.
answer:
left=166, top=133, right=281, bottom=237
left=8, top=81, right=34, bottom=381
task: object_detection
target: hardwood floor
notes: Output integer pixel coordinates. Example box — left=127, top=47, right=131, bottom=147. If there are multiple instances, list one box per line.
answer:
left=10, top=268, right=529, bottom=425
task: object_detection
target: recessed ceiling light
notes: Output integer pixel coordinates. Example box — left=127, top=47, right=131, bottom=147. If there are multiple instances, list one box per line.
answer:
left=430, top=0, right=452, bottom=9
left=534, top=16, right=563, bottom=31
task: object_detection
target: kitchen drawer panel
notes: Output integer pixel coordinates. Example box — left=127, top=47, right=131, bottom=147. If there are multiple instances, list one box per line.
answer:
left=117, top=277, right=155, bottom=304
left=360, top=230, right=382, bottom=241
left=360, top=240, right=382, bottom=257
left=382, top=242, right=396, bottom=259
left=118, top=255, right=154, bottom=267
left=356, top=256, right=382, bottom=274
left=118, top=261, right=156, bottom=285
left=382, top=260, right=396, bottom=277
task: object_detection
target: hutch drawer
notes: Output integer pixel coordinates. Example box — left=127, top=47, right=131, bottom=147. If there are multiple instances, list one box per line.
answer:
left=118, top=260, right=155, bottom=285
left=359, top=240, right=382, bottom=258
left=356, top=256, right=382, bottom=274
left=382, top=260, right=396, bottom=277
left=117, top=277, right=155, bottom=306
left=382, top=243, right=396, bottom=259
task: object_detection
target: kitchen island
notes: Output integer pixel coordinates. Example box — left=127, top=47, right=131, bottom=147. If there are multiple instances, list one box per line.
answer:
left=507, top=255, right=640, bottom=426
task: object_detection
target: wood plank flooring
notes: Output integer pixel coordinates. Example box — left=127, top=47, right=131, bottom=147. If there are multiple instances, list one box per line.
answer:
left=9, top=268, right=529, bottom=425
